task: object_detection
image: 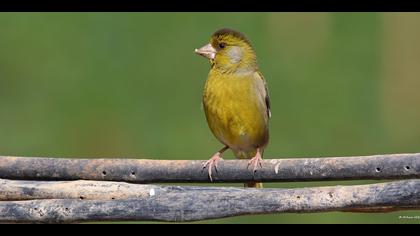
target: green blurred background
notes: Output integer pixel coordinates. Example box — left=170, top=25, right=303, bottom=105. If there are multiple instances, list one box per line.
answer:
left=1, top=12, right=419, bottom=224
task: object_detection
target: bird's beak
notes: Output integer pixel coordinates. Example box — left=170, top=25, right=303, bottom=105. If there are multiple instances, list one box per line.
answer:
left=194, top=43, right=216, bottom=60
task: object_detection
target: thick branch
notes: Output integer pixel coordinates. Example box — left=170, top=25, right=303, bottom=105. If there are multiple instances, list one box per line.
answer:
left=0, top=153, right=419, bottom=183
left=0, top=180, right=420, bottom=223
left=0, top=178, right=418, bottom=214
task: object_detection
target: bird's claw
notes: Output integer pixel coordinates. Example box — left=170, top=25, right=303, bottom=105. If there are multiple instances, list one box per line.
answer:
left=247, top=154, right=263, bottom=177
left=203, top=154, right=223, bottom=182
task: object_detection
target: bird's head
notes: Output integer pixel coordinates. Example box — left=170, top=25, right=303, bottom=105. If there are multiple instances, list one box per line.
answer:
left=195, top=28, right=258, bottom=73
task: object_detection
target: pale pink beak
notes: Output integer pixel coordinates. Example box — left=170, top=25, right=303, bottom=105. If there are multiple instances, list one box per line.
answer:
left=194, top=43, right=216, bottom=59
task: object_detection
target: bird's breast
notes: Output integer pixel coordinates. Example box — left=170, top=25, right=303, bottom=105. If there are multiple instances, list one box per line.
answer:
left=203, top=72, right=269, bottom=151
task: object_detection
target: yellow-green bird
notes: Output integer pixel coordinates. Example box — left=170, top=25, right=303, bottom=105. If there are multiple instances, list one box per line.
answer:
left=195, top=28, right=271, bottom=188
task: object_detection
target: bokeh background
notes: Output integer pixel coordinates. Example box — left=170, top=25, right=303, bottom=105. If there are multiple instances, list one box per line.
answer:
left=1, top=12, right=420, bottom=224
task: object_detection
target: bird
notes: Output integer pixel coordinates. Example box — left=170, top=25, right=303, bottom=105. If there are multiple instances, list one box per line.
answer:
left=194, top=28, right=271, bottom=188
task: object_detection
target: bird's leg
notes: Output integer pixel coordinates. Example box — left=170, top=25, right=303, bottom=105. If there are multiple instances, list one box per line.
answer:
left=248, top=148, right=263, bottom=175
left=203, top=146, right=229, bottom=181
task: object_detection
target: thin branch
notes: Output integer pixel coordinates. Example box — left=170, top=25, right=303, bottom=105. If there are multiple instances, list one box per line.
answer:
left=0, top=153, right=419, bottom=183
left=0, top=180, right=420, bottom=223
left=0, top=179, right=156, bottom=201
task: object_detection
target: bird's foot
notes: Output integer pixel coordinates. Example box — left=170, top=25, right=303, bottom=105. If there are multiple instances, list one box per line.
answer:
left=203, top=153, right=223, bottom=182
left=247, top=149, right=263, bottom=176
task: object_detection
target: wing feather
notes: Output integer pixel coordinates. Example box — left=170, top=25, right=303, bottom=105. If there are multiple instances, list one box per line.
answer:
left=255, top=71, right=271, bottom=118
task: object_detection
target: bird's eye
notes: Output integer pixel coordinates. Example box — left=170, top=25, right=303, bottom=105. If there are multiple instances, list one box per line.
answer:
left=219, top=43, right=226, bottom=49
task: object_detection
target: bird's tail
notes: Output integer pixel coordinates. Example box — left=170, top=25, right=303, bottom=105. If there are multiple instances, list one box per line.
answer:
left=244, top=181, right=263, bottom=188
left=233, top=149, right=264, bottom=189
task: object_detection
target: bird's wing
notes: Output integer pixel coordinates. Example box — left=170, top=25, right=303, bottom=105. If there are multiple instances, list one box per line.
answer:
left=255, top=71, right=271, bottom=119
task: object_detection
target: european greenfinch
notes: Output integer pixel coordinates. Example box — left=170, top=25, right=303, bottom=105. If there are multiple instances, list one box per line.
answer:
left=195, top=28, right=271, bottom=188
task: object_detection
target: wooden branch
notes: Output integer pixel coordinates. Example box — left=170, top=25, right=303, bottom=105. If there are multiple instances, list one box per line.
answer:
left=1, top=178, right=418, bottom=214
left=0, top=179, right=156, bottom=201
left=0, top=179, right=420, bottom=223
left=0, top=153, right=419, bottom=183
